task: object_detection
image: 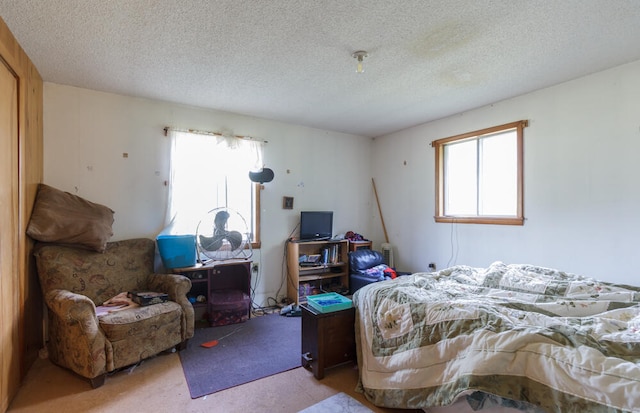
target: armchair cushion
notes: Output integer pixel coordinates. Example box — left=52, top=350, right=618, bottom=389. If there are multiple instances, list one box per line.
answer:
left=35, top=238, right=194, bottom=386
left=99, top=301, right=182, bottom=341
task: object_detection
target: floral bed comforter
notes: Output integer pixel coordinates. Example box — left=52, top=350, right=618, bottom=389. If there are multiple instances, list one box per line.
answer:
left=353, top=262, right=640, bottom=412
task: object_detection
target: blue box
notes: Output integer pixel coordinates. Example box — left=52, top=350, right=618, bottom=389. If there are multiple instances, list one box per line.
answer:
left=306, top=292, right=352, bottom=313
left=156, top=234, right=197, bottom=269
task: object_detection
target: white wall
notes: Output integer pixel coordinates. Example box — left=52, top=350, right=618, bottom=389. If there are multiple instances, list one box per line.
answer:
left=43, top=83, right=373, bottom=306
left=372, top=60, right=640, bottom=285
left=44, top=58, right=640, bottom=294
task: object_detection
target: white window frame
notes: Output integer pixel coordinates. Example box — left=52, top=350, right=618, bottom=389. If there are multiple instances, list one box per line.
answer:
left=432, top=120, right=527, bottom=225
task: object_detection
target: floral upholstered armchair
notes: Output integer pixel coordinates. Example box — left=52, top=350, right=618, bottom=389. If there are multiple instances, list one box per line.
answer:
left=34, top=238, right=195, bottom=388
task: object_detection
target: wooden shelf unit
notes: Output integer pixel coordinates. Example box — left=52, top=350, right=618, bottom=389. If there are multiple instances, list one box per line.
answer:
left=286, top=239, right=349, bottom=305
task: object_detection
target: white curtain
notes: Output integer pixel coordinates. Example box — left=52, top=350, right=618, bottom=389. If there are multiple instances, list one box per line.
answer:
left=165, top=130, right=263, bottom=235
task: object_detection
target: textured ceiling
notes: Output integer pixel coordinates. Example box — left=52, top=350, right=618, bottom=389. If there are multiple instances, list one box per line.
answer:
left=2, top=0, right=640, bottom=137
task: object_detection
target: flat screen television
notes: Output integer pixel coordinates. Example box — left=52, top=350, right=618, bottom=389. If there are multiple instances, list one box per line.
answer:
left=300, top=211, right=333, bottom=241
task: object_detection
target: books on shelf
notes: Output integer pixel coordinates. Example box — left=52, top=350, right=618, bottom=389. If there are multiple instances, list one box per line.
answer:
left=300, top=243, right=340, bottom=267
left=329, top=244, right=339, bottom=264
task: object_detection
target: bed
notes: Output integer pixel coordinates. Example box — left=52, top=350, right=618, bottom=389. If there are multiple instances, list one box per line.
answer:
left=352, top=261, right=640, bottom=412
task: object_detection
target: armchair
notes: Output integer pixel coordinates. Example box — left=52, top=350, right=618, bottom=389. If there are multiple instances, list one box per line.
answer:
left=349, top=249, right=409, bottom=294
left=34, top=238, right=195, bottom=388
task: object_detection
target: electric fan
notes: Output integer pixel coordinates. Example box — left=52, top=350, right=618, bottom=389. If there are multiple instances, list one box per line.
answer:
left=196, top=207, right=252, bottom=261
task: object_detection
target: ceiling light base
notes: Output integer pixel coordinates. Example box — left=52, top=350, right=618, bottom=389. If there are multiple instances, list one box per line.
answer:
left=352, top=51, right=368, bottom=74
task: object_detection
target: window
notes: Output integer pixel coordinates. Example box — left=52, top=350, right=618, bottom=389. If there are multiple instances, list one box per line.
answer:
left=432, top=120, right=527, bottom=225
left=166, top=129, right=263, bottom=247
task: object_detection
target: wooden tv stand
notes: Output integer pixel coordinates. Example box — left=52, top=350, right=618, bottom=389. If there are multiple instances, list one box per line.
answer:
left=286, top=239, right=349, bottom=305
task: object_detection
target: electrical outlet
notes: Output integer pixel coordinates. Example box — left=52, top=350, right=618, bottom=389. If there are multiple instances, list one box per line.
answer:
left=251, top=263, right=259, bottom=273
left=428, top=262, right=436, bottom=271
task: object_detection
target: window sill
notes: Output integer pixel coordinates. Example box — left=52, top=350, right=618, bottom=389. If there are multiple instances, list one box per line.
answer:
left=434, top=216, right=524, bottom=226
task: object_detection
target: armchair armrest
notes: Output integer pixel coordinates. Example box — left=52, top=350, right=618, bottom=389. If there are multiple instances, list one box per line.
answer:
left=44, top=289, right=107, bottom=378
left=146, top=273, right=191, bottom=300
left=147, top=273, right=194, bottom=339
left=45, top=289, right=99, bottom=325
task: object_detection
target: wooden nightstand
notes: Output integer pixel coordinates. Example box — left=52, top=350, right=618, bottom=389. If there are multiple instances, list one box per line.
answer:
left=348, top=240, right=372, bottom=252
left=301, top=304, right=356, bottom=379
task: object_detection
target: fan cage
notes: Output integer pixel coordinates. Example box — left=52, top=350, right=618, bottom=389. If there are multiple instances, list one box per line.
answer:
left=196, top=207, right=253, bottom=262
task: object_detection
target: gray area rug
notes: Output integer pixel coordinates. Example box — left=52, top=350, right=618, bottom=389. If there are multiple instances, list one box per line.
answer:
left=179, top=314, right=301, bottom=399
left=299, top=392, right=373, bottom=413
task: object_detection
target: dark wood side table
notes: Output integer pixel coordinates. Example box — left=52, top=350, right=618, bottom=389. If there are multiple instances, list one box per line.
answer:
left=172, top=259, right=251, bottom=327
left=301, top=303, right=356, bottom=379
left=348, top=240, right=372, bottom=252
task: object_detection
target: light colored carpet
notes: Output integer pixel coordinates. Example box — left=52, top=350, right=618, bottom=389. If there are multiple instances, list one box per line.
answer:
left=7, top=353, right=418, bottom=413
left=7, top=350, right=523, bottom=413
left=299, top=392, right=373, bottom=413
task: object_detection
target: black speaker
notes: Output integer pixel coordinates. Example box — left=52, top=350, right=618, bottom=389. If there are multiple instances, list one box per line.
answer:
left=248, top=167, right=274, bottom=183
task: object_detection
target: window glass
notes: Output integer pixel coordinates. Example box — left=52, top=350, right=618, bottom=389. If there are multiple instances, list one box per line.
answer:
left=444, top=139, right=477, bottom=215
left=167, top=131, right=261, bottom=245
left=479, top=131, right=517, bottom=215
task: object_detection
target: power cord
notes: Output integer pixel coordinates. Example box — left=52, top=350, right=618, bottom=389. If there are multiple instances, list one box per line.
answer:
left=264, top=223, right=299, bottom=309
left=446, top=217, right=459, bottom=268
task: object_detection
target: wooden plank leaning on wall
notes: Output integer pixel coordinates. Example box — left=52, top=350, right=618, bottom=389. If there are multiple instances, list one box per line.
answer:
left=0, top=16, right=43, bottom=413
